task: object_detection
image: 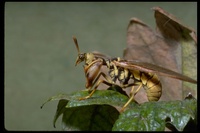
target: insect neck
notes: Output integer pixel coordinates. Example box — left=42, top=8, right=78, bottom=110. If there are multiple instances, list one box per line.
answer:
left=85, top=53, right=95, bottom=65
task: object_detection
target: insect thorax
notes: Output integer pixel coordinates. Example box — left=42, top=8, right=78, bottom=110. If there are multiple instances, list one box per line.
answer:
left=85, top=53, right=95, bottom=65
left=106, top=59, right=132, bottom=85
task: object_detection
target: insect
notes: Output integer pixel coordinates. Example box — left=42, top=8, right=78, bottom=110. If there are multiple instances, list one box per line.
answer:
left=72, top=36, right=197, bottom=112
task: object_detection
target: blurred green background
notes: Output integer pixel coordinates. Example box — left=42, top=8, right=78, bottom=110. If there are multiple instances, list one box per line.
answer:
left=5, top=2, right=197, bottom=131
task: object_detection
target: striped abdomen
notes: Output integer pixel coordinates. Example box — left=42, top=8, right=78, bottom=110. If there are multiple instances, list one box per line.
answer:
left=131, top=70, right=162, bottom=101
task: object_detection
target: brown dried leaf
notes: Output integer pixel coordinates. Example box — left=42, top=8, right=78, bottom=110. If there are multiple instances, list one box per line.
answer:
left=123, top=7, right=197, bottom=103
left=153, top=7, right=197, bottom=43
left=152, top=6, right=197, bottom=99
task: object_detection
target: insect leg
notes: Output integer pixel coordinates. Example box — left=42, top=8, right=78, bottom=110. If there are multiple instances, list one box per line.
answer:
left=120, top=83, right=143, bottom=113
left=133, top=83, right=143, bottom=96
left=79, top=72, right=114, bottom=100
left=83, top=80, right=113, bottom=100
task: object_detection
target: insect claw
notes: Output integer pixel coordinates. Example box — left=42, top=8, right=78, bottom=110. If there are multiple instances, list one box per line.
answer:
left=78, top=97, right=86, bottom=100
left=119, top=108, right=126, bottom=113
left=78, top=96, right=90, bottom=100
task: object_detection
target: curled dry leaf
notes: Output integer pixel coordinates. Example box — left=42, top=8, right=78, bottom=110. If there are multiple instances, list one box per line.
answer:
left=152, top=6, right=197, bottom=99
left=152, top=7, right=197, bottom=43
left=124, top=7, right=197, bottom=103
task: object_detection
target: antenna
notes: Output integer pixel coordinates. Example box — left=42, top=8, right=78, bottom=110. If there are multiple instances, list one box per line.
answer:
left=72, top=36, right=80, bottom=55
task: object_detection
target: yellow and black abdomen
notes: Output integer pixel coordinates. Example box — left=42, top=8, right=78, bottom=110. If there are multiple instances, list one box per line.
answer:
left=131, top=70, right=162, bottom=101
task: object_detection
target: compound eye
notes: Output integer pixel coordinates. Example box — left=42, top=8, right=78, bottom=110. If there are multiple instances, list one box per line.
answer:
left=79, top=54, right=85, bottom=60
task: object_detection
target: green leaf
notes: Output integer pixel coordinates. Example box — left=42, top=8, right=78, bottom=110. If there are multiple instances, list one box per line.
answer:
left=61, top=105, right=119, bottom=131
left=112, top=97, right=197, bottom=131
left=45, top=89, right=137, bottom=130
left=53, top=99, right=68, bottom=128
left=40, top=93, right=70, bottom=109
left=41, top=88, right=196, bottom=131
left=59, top=89, right=132, bottom=130
left=66, top=89, right=137, bottom=109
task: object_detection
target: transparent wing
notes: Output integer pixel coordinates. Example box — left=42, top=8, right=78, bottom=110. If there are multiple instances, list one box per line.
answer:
left=113, top=59, right=197, bottom=84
